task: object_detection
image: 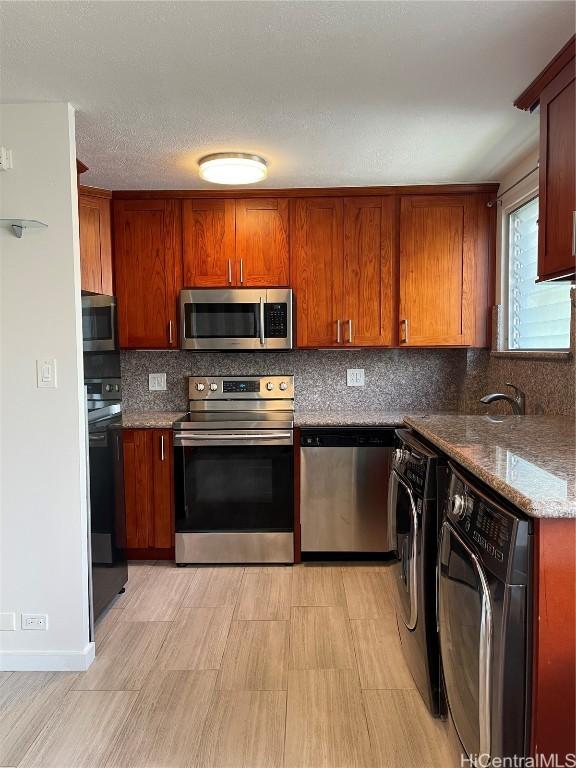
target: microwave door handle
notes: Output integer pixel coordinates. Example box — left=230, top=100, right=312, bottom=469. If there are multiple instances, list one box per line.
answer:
left=259, top=298, right=265, bottom=346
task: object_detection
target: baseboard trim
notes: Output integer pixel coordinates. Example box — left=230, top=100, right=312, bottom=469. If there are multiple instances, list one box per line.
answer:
left=0, top=642, right=95, bottom=671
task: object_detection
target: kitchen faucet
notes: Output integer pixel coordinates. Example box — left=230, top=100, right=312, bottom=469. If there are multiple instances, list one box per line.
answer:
left=480, top=383, right=526, bottom=415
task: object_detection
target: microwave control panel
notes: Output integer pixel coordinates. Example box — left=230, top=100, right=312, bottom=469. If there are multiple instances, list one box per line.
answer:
left=265, top=303, right=288, bottom=338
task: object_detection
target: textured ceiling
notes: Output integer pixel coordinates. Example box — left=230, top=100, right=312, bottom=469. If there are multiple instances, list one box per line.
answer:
left=0, top=1, right=573, bottom=190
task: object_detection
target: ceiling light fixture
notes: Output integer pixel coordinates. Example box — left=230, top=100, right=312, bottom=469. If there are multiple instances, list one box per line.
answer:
left=198, top=153, right=267, bottom=185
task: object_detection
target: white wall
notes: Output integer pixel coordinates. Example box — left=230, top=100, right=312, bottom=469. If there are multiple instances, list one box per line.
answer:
left=0, top=103, right=93, bottom=670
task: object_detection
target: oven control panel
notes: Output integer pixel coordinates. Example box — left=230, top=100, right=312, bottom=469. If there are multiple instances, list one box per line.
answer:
left=85, top=378, right=122, bottom=401
left=223, top=380, right=260, bottom=393
left=188, top=375, right=294, bottom=400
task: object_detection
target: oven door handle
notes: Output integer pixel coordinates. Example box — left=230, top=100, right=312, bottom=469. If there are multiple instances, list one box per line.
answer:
left=173, top=431, right=293, bottom=446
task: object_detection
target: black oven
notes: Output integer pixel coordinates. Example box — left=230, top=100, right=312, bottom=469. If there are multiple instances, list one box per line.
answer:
left=179, top=288, right=293, bottom=351
left=82, top=293, right=116, bottom=352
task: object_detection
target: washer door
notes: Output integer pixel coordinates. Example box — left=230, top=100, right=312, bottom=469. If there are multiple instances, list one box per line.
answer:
left=390, top=470, right=419, bottom=630
left=439, top=520, right=493, bottom=761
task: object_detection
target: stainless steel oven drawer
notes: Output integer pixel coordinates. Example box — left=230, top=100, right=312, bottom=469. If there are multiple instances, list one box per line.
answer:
left=176, top=532, right=294, bottom=564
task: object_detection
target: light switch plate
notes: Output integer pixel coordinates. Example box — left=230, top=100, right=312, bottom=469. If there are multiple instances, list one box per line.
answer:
left=36, top=358, right=57, bottom=388
left=149, top=373, right=167, bottom=391
left=347, top=368, right=365, bottom=387
left=0, top=612, right=16, bottom=631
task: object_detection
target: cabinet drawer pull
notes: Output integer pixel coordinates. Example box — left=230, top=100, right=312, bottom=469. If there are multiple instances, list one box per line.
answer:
left=336, top=319, right=342, bottom=344
left=160, top=434, right=165, bottom=462
left=227, top=259, right=232, bottom=285
left=400, top=319, right=409, bottom=344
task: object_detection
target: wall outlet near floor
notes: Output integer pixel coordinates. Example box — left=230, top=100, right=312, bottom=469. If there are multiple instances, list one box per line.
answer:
left=0, top=612, right=16, bottom=631
left=149, top=373, right=167, bottom=391
left=22, top=614, right=48, bottom=630
left=347, top=368, right=365, bottom=387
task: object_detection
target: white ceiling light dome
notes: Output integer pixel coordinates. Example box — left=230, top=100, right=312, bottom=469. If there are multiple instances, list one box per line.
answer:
left=198, top=153, right=268, bottom=185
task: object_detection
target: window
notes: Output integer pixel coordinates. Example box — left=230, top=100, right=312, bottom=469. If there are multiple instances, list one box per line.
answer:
left=507, top=197, right=571, bottom=350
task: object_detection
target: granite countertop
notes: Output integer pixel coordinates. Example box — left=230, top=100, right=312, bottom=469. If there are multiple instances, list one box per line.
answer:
left=404, top=415, right=576, bottom=519
left=121, top=408, right=416, bottom=429
left=295, top=409, right=416, bottom=427
left=121, top=411, right=186, bottom=428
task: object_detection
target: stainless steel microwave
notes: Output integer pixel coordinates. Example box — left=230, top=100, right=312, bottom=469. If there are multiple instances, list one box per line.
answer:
left=82, top=293, right=117, bottom=352
left=180, top=288, right=293, bottom=351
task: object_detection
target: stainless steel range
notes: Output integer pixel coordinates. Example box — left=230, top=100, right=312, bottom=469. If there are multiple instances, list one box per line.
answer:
left=173, top=375, right=294, bottom=564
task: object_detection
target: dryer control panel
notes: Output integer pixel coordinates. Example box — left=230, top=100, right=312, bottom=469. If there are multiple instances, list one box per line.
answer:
left=446, top=464, right=530, bottom=583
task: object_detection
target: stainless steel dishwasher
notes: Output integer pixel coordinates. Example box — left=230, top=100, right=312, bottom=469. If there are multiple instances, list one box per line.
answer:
left=300, top=428, right=395, bottom=553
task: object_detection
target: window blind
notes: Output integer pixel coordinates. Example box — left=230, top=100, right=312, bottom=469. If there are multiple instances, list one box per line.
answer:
left=508, top=197, right=571, bottom=350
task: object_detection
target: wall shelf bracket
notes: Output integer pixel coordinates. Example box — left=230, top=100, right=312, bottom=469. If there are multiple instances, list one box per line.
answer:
left=0, top=219, right=48, bottom=238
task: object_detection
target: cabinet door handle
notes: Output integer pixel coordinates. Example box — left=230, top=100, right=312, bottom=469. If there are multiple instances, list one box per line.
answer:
left=116, top=433, right=120, bottom=463
left=168, top=320, right=174, bottom=346
left=160, top=434, right=165, bottom=462
left=336, top=319, right=342, bottom=344
left=347, top=319, right=353, bottom=344
left=400, top=319, right=409, bottom=344
left=227, top=259, right=232, bottom=285
left=572, top=211, right=576, bottom=258
left=240, top=259, right=244, bottom=284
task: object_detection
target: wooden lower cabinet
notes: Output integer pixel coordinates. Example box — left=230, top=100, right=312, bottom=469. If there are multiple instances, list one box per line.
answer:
left=531, top=518, right=576, bottom=760
left=123, top=428, right=174, bottom=557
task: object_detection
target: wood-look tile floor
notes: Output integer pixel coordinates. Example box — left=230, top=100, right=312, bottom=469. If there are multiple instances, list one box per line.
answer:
left=0, top=562, right=456, bottom=768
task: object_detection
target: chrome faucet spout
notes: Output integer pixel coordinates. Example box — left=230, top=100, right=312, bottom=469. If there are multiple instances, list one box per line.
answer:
left=480, top=384, right=526, bottom=415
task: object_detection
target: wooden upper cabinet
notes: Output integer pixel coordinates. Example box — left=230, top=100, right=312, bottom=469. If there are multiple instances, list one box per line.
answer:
left=235, top=198, right=289, bottom=286
left=183, top=197, right=289, bottom=287
left=399, top=194, right=490, bottom=347
left=78, top=190, right=112, bottom=294
left=291, top=198, right=344, bottom=347
left=515, top=36, right=575, bottom=281
left=538, top=64, right=575, bottom=280
left=182, top=199, right=235, bottom=287
left=113, top=199, right=182, bottom=349
left=342, top=197, right=397, bottom=346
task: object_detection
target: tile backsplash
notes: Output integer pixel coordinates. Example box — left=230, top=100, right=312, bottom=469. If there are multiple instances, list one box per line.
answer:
left=120, top=348, right=468, bottom=412
left=121, top=343, right=575, bottom=417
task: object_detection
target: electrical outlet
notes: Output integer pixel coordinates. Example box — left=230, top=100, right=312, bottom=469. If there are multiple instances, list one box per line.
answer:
left=22, top=614, right=48, bottom=631
left=0, top=612, right=16, bottom=631
left=149, top=373, right=167, bottom=391
left=347, top=368, right=365, bottom=387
